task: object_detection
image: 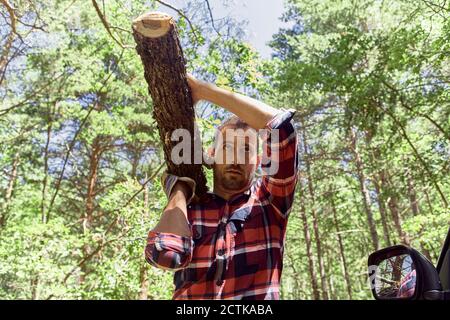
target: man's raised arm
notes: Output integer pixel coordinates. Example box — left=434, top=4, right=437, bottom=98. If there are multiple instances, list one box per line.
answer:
left=187, top=74, right=279, bottom=130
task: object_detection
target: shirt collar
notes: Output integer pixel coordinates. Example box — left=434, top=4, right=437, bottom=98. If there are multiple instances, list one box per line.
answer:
left=207, top=183, right=252, bottom=204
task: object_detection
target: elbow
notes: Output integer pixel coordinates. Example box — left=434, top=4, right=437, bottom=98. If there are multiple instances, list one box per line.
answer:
left=144, top=231, right=193, bottom=271
left=145, top=243, right=191, bottom=271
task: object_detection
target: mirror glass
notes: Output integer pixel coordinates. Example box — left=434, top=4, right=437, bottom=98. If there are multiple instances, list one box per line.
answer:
left=374, top=254, right=417, bottom=298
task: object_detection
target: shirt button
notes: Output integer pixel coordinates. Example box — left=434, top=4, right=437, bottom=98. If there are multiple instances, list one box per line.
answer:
left=216, top=280, right=223, bottom=286
left=217, top=249, right=225, bottom=256
left=155, top=238, right=163, bottom=252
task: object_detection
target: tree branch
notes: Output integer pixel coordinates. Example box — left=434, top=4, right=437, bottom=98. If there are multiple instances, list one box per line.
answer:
left=0, top=0, right=17, bottom=86
left=46, top=49, right=125, bottom=217
left=52, top=161, right=165, bottom=294
left=381, top=79, right=450, bottom=142
left=204, top=0, right=221, bottom=36
left=154, top=0, right=201, bottom=42
left=91, top=0, right=132, bottom=49
left=377, top=103, right=448, bottom=207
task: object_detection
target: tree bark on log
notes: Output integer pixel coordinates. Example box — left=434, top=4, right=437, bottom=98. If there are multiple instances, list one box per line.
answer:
left=132, top=11, right=208, bottom=197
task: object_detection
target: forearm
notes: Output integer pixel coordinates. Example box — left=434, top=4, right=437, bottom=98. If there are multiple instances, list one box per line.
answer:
left=199, top=82, right=279, bottom=130
left=151, top=183, right=192, bottom=237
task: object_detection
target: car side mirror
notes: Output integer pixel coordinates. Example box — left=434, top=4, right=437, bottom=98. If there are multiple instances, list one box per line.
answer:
left=368, top=245, right=443, bottom=300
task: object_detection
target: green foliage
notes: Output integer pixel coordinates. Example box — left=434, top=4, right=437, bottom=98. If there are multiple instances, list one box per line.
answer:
left=0, top=0, right=448, bottom=300
left=269, top=0, right=449, bottom=299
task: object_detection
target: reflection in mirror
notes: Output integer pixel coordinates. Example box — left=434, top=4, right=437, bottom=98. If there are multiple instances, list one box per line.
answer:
left=375, top=254, right=416, bottom=298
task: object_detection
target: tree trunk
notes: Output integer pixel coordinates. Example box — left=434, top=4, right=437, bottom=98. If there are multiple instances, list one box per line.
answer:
left=298, top=194, right=320, bottom=300
left=81, top=137, right=103, bottom=283
left=139, top=178, right=150, bottom=300
left=132, top=12, right=208, bottom=198
left=349, top=130, right=379, bottom=251
left=406, top=170, right=420, bottom=217
left=85, top=137, right=102, bottom=230
left=31, top=276, right=39, bottom=300
left=326, top=257, right=337, bottom=300
left=330, top=192, right=352, bottom=299
left=0, top=150, right=20, bottom=228
left=372, top=175, right=392, bottom=247
left=379, top=170, right=410, bottom=245
left=406, top=169, right=433, bottom=261
left=41, top=107, right=53, bottom=224
left=424, top=188, right=435, bottom=215
left=300, top=122, right=329, bottom=300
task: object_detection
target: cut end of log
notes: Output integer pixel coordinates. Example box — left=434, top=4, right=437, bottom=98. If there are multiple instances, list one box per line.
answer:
left=132, top=11, right=174, bottom=38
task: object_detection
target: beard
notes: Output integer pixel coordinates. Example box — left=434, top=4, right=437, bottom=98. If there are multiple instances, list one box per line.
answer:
left=221, top=173, right=247, bottom=190
left=214, top=167, right=254, bottom=192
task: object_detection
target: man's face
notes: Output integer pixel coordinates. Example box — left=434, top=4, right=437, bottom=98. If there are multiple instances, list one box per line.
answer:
left=212, top=125, right=259, bottom=192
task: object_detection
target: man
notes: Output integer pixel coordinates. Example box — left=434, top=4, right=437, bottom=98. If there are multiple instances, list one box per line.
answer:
left=145, top=74, right=299, bottom=300
left=397, top=268, right=417, bottom=298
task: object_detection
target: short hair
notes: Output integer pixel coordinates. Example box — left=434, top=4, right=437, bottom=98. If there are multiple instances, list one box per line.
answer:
left=213, top=115, right=259, bottom=151
left=217, top=115, right=252, bottom=132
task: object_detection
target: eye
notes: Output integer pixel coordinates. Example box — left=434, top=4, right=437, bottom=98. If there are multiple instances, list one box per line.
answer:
left=223, top=143, right=233, bottom=151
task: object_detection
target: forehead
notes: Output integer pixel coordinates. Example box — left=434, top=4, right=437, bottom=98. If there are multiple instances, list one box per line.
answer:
left=216, top=125, right=258, bottom=144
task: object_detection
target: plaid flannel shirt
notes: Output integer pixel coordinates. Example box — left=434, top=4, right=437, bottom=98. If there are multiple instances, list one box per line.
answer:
left=145, top=109, right=299, bottom=300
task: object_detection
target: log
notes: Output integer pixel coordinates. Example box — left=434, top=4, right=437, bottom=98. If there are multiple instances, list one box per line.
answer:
left=132, top=11, right=208, bottom=198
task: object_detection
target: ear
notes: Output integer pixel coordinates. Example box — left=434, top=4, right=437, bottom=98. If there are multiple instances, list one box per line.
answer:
left=207, top=146, right=215, bottom=157
left=203, top=146, right=215, bottom=170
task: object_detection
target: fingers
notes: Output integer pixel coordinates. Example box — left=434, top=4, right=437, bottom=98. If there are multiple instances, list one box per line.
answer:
left=186, top=73, right=195, bottom=82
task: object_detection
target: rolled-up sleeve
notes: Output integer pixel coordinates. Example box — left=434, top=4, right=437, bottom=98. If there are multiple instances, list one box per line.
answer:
left=256, top=108, right=299, bottom=220
left=145, top=231, right=194, bottom=271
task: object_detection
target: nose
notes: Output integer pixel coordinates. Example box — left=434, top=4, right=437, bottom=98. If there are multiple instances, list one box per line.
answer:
left=224, top=144, right=238, bottom=165
left=232, top=147, right=238, bottom=164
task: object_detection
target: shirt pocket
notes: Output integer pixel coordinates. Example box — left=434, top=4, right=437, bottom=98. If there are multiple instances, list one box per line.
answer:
left=191, top=219, right=218, bottom=242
